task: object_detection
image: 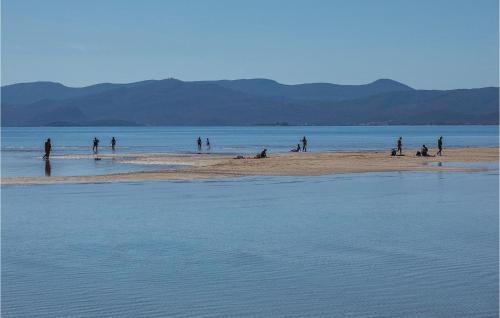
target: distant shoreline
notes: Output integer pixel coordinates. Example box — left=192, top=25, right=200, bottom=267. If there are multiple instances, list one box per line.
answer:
left=2, top=147, right=498, bottom=185
left=2, top=124, right=500, bottom=128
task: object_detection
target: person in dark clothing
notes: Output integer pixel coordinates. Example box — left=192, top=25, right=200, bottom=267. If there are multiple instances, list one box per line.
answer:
left=397, top=137, right=402, bottom=155
left=421, top=144, right=429, bottom=156
left=43, top=138, right=52, bottom=159
left=291, top=143, right=301, bottom=152
left=301, top=136, right=308, bottom=152
left=437, top=136, right=443, bottom=156
left=197, top=137, right=202, bottom=152
left=92, top=137, right=100, bottom=153
left=206, top=138, right=211, bottom=151
left=111, top=137, right=117, bottom=150
left=256, top=149, right=268, bottom=158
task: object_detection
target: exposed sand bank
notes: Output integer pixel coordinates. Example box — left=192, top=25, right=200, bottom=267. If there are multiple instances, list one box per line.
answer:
left=2, top=147, right=498, bottom=185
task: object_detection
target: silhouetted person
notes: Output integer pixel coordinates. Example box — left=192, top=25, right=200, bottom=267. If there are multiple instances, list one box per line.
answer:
left=93, top=137, right=100, bottom=153
left=437, top=136, right=443, bottom=156
left=42, top=138, right=52, bottom=159
left=301, top=136, right=308, bottom=152
left=421, top=144, right=429, bottom=156
left=111, top=137, right=116, bottom=150
left=44, top=159, right=51, bottom=176
left=291, top=144, right=301, bottom=152
left=206, top=138, right=211, bottom=151
left=256, top=149, right=268, bottom=158
left=397, top=137, right=402, bottom=155
left=197, top=137, right=202, bottom=152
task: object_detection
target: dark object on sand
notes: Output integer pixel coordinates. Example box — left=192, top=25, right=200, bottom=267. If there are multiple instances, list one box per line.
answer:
left=291, top=144, right=301, bottom=152
left=255, top=149, right=268, bottom=159
left=391, top=148, right=397, bottom=156
left=234, top=155, right=245, bottom=159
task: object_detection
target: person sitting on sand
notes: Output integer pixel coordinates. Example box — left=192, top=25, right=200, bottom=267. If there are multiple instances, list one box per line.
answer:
left=397, top=137, right=402, bottom=155
left=92, top=137, right=100, bottom=153
left=255, top=149, right=268, bottom=159
left=437, top=136, right=443, bottom=156
left=301, top=136, right=307, bottom=152
left=43, top=138, right=52, bottom=159
left=421, top=144, right=430, bottom=157
left=291, top=144, right=301, bottom=152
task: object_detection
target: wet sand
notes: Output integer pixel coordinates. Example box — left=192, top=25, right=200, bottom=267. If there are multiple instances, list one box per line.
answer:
left=2, top=147, right=498, bottom=185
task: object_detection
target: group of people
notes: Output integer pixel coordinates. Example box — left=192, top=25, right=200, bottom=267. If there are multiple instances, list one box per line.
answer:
left=42, top=136, right=118, bottom=159
left=291, top=136, right=308, bottom=152
left=393, top=136, right=444, bottom=157
left=197, top=137, right=211, bottom=152
left=42, top=134, right=446, bottom=165
left=92, top=137, right=117, bottom=153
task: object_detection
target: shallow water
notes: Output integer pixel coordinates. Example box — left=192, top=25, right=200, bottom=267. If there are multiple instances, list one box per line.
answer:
left=2, top=125, right=498, bottom=177
left=2, top=169, right=498, bottom=317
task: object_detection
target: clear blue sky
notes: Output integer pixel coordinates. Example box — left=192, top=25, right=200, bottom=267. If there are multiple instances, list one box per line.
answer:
left=2, top=0, right=498, bottom=89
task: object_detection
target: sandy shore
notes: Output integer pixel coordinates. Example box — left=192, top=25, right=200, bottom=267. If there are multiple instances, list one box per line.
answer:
left=2, top=147, right=498, bottom=185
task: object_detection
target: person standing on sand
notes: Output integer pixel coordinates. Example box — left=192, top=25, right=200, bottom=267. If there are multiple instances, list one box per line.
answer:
left=437, top=136, right=443, bottom=156
left=197, top=137, right=202, bottom=152
left=206, top=138, right=211, bottom=151
left=93, top=137, right=100, bottom=153
left=111, top=137, right=116, bottom=151
left=397, top=137, right=402, bottom=155
left=42, top=138, right=52, bottom=159
left=301, top=136, right=307, bottom=152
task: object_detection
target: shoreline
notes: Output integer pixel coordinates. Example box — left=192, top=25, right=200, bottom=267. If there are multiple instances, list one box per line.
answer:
left=2, top=147, right=498, bottom=185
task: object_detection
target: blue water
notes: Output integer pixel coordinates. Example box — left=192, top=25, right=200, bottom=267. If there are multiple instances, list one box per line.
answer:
left=2, top=126, right=499, bottom=317
left=1, top=126, right=498, bottom=177
left=2, top=171, right=498, bottom=317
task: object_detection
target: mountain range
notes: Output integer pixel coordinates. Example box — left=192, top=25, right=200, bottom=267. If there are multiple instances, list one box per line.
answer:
left=2, top=78, right=498, bottom=126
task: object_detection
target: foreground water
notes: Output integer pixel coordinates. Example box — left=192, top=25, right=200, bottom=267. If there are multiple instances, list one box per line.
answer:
left=2, top=126, right=498, bottom=176
left=2, top=169, right=498, bottom=317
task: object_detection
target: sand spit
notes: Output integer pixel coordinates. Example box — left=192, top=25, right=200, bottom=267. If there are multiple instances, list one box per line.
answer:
left=2, top=147, right=498, bottom=185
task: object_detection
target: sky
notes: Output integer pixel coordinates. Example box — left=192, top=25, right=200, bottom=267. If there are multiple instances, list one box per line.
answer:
left=1, top=0, right=498, bottom=89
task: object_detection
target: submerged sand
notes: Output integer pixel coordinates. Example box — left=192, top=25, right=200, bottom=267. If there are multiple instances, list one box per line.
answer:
left=2, top=147, right=498, bottom=185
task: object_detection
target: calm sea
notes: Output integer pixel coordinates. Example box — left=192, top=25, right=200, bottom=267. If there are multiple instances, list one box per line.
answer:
left=2, top=126, right=499, bottom=317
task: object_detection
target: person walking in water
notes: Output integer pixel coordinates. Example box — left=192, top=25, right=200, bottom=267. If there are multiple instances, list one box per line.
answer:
left=42, top=138, right=52, bottom=159
left=93, top=137, right=100, bottom=153
left=437, top=136, right=443, bottom=156
left=301, top=136, right=308, bottom=152
left=206, top=138, right=211, bottom=151
left=197, top=137, right=202, bottom=152
left=397, top=137, right=403, bottom=155
left=111, top=137, right=117, bottom=151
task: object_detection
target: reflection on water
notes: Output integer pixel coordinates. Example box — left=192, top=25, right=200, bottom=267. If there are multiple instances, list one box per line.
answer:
left=2, top=170, right=498, bottom=317
left=44, top=159, right=51, bottom=176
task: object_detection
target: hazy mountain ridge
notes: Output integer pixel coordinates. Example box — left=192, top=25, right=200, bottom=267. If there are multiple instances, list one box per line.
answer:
left=1, top=78, right=498, bottom=126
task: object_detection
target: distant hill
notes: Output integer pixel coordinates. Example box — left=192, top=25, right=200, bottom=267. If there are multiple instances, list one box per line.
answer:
left=1, top=78, right=498, bottom=126
left=199, top=78, right=414, bottom=102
